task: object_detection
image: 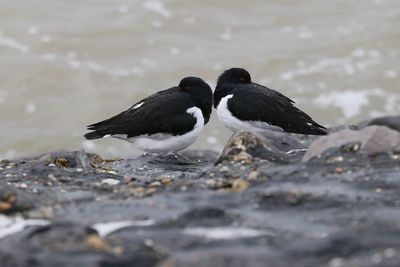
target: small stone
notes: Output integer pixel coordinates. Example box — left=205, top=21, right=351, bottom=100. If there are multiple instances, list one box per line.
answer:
left=384, top=248, right=396, bottom=258
left=91, top=155, right=104, bottom=165
left=247, top=171, right=259, bottom=180
left=327, top=156, right=344, bottom=163
left=233, top=152, right=253, bottom=164
left=123, top=176, right=136, bottom=183
left=113, top=246, right=125, bottom=255
left=0, top=201, right=12, bottom=212
left=220, top=166, right=230, bottom=173
left=85, top=234, right=110, bottom=252
left=390, top=154, right=399, bottom=160
left=144, top=239, right=154, bottom=246
left=205, top=179, right=216, bottom=187
left=371, top=253, right=383, bottom=264
left=101, top=178, right=120, bottom=186
left=328, top=258, right=346, bottom=267
left=132, top=187, right=146, bottom=194
left=146, top=188, right=158, bottom=194
left=375, top=188, right=383, bottom=193
left=231, top=179, right=249, bottom=192
left=55, top=157, right=69, bottom=167
left=335, top=167, right=344, bottom=174
left=160, top=177, right=174, bottom=186
left=180, top=185, right=188, bottom=191
left=149, top=181, right=161, bottom=187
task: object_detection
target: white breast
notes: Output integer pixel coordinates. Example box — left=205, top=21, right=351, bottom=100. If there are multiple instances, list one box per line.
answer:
left=216, top=94, right=283, bottom=133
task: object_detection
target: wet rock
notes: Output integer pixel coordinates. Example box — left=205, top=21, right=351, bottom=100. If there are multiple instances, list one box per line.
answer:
left=0, top=185, right=34, bottom=213
left=33, top=150, right=102, bottom=169
left=361, top=115, right=400, bottom=132
left=175, top=208, right=234, bottom=227
left=303, top=126, right=400, bottom=161
left=215, top=132, right=304, bottom=165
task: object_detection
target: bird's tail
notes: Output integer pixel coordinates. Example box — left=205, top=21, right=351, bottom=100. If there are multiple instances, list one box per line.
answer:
left=84, top=131, right=105, bottom=140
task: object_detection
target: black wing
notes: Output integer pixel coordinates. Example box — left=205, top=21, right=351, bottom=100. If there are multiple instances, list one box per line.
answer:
left=85, top=88, right=197, bottom=139
left=228, top=84, right=327, bottom=135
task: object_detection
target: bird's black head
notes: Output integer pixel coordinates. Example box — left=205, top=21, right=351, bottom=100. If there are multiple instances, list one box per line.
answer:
left=214, top=68, right=252, bottom=108
left=217, top=67, right=252, bottom=86
left=179, top=76, right=212, bottom=99
left=179, top=76, right=213, bottom=123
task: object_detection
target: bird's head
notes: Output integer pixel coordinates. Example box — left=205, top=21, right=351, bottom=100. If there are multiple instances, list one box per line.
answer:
left=217, top=67, right=252, bottom=85
left=179, top=76, right=212, bottom=99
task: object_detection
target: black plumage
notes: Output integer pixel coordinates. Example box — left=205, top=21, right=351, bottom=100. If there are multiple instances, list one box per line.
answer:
left=214, top=68, right=327, bottom=135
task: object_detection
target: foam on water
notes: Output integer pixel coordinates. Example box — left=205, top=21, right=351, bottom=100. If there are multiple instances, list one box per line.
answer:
left=142, top=0, right=171, bottom=18
left=313, top=88, right=385, bottom=119
left=0, top=32, right=29, bottom=53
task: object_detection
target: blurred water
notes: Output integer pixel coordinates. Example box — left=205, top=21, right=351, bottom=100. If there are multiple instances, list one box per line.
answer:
left=0, top=0, right=399, bottom=159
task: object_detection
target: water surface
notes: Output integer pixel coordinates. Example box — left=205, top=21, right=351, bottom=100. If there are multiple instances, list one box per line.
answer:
left=0, top=0, right=399, bottom=159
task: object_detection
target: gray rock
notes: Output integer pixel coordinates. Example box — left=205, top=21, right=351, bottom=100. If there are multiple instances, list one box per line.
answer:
left=303, top=126, right=400, bottom=161
left=215, top=131, right=305, bottom=165
left=359, top=116, right=400, bottom=132
left=0, top=185, right=35, bottom=213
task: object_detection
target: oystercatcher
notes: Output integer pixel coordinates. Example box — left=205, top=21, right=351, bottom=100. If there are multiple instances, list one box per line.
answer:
left=85, top=77, right=213, bottom=154
left=214, top=68, right=327, bottom=135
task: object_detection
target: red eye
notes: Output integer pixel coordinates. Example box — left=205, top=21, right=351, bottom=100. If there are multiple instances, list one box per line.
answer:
left=240, top=77, right=245, bottom=81
left=184, top=85, right=192, bottom=90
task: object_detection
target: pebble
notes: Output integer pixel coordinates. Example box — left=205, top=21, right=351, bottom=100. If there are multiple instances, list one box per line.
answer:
left=327, top=156, right=344, bottom=163
left=247, top=171, right=259, bottom=180
left=16, top=183, right=28, bottom=189
left=55, top=157, right=69, bottom=167
left=146, top=188, right=158, bottom=194
left=0, top=201, right=12, bottom=212
left=390, top=154, right=399, bottom=160
left=85, top=234, right=110, bottom=252
left=149, top=181, right=161, bottom=187
left=375, top=188, right=383, bottom=193
left=231, top=179, right=249, bottom=192
left=220, top=166, right=230, bottom=173
left=160, top=177, right=174, bottom=186
left=384, top=248, right=396, bottom=258
left=101, top=179, right=120, bottom=186
left=335, top=167, right=344, bottom=174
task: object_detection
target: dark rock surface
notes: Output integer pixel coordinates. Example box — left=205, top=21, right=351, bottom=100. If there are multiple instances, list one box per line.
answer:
left=361, top=115, right=400, bottom=132
left=303, top=126, right=400, bottom=161
left=1, top=124, right=400, bottom=267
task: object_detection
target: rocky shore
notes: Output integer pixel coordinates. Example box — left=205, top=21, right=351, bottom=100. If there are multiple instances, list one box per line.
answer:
left=1, top=116, right=400, bottom=267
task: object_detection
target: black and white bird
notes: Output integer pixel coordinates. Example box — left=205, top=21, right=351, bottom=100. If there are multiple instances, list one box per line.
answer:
left=84, top=77, right=213, bottom=154
left=214, top=68, right=327, bottom=135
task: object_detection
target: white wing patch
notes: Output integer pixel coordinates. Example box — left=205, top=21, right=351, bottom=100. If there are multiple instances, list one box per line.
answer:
left=132, top=102, right=144, bottom=109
